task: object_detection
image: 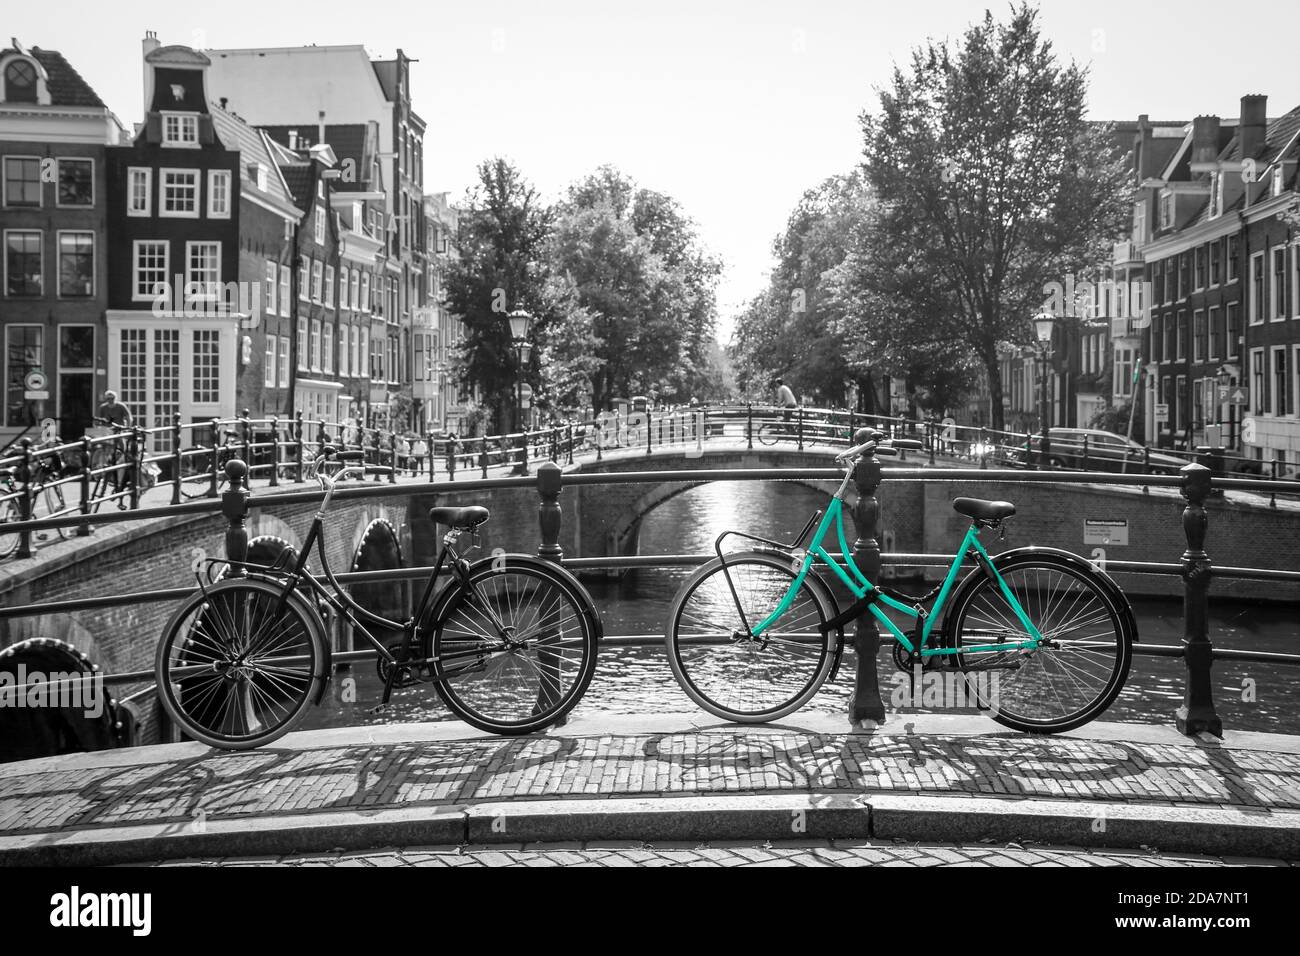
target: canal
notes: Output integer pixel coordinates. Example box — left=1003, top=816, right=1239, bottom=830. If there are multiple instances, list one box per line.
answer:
left=303, top=481, right=1300, bottom=735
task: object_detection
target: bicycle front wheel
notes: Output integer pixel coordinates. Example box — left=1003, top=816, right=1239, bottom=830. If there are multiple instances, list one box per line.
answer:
left=666, top=551, right=836, bottom=722
left=755, top=422, right=780, bottom=445
left=426, top=557, right=598, bottom=735
left=0, top=499, right=19, bottom=558
left=945, top=553, right=1132, bottom=733
left=156, top=577, right=327, bottom=749
left=40, top=485, right=67, bottom=540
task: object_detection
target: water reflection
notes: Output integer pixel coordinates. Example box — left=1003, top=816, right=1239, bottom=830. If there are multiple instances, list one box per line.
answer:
left=301, top=481, right=1300, bottom=734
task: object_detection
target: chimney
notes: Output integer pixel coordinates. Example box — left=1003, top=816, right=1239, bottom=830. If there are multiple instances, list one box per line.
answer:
left=288, top=130, right=298, bottom=150
left=219, top=96, right=228, bottom=110
left=1192, top=115, right=1221, bottom=166
left=318, top=110, right=326, bottom=149
left=142, top=31, right=161, bottom=115
left=1240, top=94, right=1267, bottom=160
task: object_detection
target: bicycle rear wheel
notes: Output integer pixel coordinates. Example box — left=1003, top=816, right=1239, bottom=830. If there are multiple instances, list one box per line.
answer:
left=39, top=484, right=67, bottom=540
left=665, top=551, right=836, bottom=722
left=0, top=499, right=19, bottom=558
left=945, top=553, right=1131, bottom=733
left=425, top=557, right=599, bottom=735
left=156, top=577, right=327, bottom=749
left=755, top=422, right=780, bottom=445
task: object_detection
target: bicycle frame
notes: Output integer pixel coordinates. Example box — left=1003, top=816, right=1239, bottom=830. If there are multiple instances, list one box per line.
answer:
left=746, top=494, right=1045, bottom=658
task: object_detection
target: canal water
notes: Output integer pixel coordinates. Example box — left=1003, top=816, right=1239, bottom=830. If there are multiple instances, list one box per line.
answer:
left=303, top=481, right=1300, bottom=735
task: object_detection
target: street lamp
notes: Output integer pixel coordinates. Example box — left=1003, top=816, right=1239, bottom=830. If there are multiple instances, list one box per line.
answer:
left=507, top=310, right=533, bottom=475
left=1216, top=364, right=1240, bottom=451
left=1033, top=311, right=1057, bottom=469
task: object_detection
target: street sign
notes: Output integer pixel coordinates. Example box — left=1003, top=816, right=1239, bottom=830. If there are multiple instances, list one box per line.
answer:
left=1227, top=387, right=1249, bottom=406
left=23, top=390, right=49, bottom=401
left=24, top=370, right=46, bottom=391
left=1155, top=403, right=1169, bottom=422
left=1084, top=519, right=1129, bottom=546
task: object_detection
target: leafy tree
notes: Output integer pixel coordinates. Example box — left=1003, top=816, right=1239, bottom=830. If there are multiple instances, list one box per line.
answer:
left=856, top=3, right=1129, bottom=429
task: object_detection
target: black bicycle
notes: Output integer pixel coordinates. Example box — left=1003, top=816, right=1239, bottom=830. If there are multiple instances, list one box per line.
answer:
left=155, top=447, right=602, bottom=748
left=0, top=445, right=71, bottom=558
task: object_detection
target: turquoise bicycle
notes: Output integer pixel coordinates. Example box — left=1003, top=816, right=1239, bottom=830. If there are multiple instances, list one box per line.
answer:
left=664, top=432, right=1137, bottom=733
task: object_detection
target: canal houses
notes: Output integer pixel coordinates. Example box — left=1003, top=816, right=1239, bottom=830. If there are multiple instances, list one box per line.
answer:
left=0, top=40, right=125, bottom=447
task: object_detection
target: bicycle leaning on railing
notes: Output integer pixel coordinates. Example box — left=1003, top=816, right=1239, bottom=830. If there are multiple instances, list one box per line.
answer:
left=663, top=431, right=1139, bottom=733
left=154, top=447, right=602, bottom=749
left=0, top=442, right=70, bottom=558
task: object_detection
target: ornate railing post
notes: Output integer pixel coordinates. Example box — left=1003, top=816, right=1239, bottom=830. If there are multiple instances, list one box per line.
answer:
left=1176, top=462, right=1222, bottom=737
left=535, top=461, right=565, bottom=723
left=208, top=417, right=221, bottom=498
left=129, top=426, right=144, bottom=510
left=979, top=427, right=989, bottom=469
left=16, top=439, right=34, bottom=559
left=294, top=410, right=305, bottom=483
left=77, top=434, right=92, bottom=537
left=222, top=459, right=250, bottom=578
left=746, top=402, right=753, bottom=449
left=240, top=409, right=252, bottom=482
left=389, top=430, right=398, bottom=484
left=849, top=427, right=886, bottom=726
left=567, top=424, right=574, bottom=464
left=646, top=407, right=654, bottom=455
left=480, top=436, right=488, bottom=479
left=269, top=415, right=281, bottom=489
left=797, top=405, right=804, bottom=450
left=428, top=431, right=438, bottom=483
left=172, top=413, right=184, bottom=504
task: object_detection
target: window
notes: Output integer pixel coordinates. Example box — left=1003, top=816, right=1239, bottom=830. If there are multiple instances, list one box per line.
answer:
left=322, top=322, right=333, bottom=374
left=340, top=325, right=350, bottom=377
left=127, top=167, right=151, bottom=215
left=1176, top=310, right=1187, bottom=361
left=3, top=59, right=38, bottom=104
left=324, top=265, right=335, bottom=308
left=1250, top=252, right=1265, bottom=323
left=193, top=330, right=220, bottom=404
left=311, top=260, right=323, bottom=304
left=1273, top=347, right=1292, bottom=417
left=56, top=158, right=93, bottom=207
left=1115, top=348, right=1134, bottom=397
left=264, top=260, right=277, bottom=318
left=415, top=333, right=426, bottom=382
left=58, top=232, right=93, bottom=297
left=299, top=257, right=309, bottom=300
left=3, top=157, right=41, bottom=207
left=5, top=230, right=42, bottom=296
left=310, top=319, right=321, bottom=371
left=1226, top=303, right=1241, bottom=359
left=1177, top=254, right=1189, bottom=300
left=185, top=242, right=220, bottom=301
left=1251, top=348, right=1266, bottom=416
left=4, top=325, right=43, bottom=425
left=278, top=335, right=289, bottom=387
left=1158, top=190, right=1174, bottom=230
left=1272, top=247, right=1287, bottom=320
left=314, top=206, right=325, bottom=244
left=1150, top=314, right=1162, bottom=363
left=279, top=264, right=289, bottom=317
left=160, top=169, right=198, bottom=217
left=1209, top=240, right=1221, bottom=286
left=359, top=326, right=369, bottom=378
left=1209, top=306, right=1222, bottom=361
left=265, top=335, right=277, bottom=387
left=1164, top=259, right=1175, bottom=304
left=1194, top=246, right=1206, bottom=291
left=208, top=170, right=231, bottom=218
left=132, top=240, right=168, bottom=301
left=1176, top=375, right=1188, bottom=431
left=1227, top=236, right=1240, bottom=283
left=360, top=273, right=369, bottom=312
left=1193, top=309, right=1206, bottom=362
left=162, top=112, right=199, bottom=147
left=297, top=318, right=308, bottom=369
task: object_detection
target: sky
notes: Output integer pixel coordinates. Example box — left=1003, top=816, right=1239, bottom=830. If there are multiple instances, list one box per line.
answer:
left=10, top=0, right=1300, bottom=341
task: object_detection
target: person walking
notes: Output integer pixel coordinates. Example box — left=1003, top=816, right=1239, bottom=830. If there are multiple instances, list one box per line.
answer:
left=95, top=390, right=133, bottom=500
left=411, top=436, right=428, bottom=477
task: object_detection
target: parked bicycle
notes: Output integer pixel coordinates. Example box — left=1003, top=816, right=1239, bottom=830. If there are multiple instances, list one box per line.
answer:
left=155, top=447, right=602, bottom=748
left=0, top=443, right=71, bottom=558
left=664, top=432, right=1137, bottom=733
left=88, top=418, right=158, bottom=510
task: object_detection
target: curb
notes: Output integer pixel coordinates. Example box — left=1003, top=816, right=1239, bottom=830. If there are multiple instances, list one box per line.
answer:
left=3, top=793, right=1298, bottom=866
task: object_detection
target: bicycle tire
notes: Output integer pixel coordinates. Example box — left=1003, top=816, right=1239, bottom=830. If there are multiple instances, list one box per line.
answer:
left=755, top=422, right=780, bottom=446
left=665, top=550, right=836, bottom=722
left=943, top=552, right=1132, bottom=734
left=0, top=499, right=19, bottom=559
left=424, top=555, right=599, bottom=735
left=155, top=577, right=328, bottom=749
left=40, top=484, right=67, bottom=540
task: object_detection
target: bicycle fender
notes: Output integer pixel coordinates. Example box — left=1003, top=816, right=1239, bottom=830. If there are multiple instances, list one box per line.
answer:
left=944, top=546, right=1140, bottom=643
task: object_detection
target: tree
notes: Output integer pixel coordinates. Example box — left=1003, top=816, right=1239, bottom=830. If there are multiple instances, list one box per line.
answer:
left=445, top=158, right=553, bottom=433
left=857, top=3, right=1129, bottom=429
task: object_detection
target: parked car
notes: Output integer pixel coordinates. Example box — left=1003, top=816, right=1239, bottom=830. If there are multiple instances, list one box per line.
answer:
left=1007, top=427, right=1188, bottom=475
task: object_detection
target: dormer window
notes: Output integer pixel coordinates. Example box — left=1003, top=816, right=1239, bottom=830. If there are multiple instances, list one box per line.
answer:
left=162, top=112, right=199, bottom=148
left=1158, top=190, right=1174, bottom=230
left=1209, top=173, right=1222, bottom=219
left=3, top=59, right=38, bottom=104
left=247, top=162, right=267, bottom=191
left=1273, top=166, right=1285, bottom=198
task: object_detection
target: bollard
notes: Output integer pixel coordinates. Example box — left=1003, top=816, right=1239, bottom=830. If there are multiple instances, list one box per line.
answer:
left=172, top=413, right=184, bottom=504
left=848, top=427, right=886, bottom=725
left=16, top=439, right=34, bottom=559
left=535, top=461, right=565, bottom=723
left=295, top=411, right=305, bottom=483
left=77, top=435, right=92, bottom=537
left=1176, top=462, right=1221, bottom=737
left=269, top=415, right=281, bottom=489
left=222, top=459, right=251, bottom=578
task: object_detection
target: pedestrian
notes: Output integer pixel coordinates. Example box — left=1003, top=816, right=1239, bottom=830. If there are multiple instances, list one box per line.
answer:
left=774, top=378, right=797, bottom=433
left=446, top=432, right=460, bottom=473
left=95, top=390, right=133, bottom=497
left=412, top=436, right=428, bottom=476
left=396, top=434, right=411, bottom=476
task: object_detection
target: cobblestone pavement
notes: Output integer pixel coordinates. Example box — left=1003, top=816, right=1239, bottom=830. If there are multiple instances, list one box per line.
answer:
left=141, top=839, right=1296, bottom=867
left=4, top=728, right=1299, bottom=836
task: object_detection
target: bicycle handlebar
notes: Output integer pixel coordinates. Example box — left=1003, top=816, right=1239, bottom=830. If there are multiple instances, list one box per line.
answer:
left=835, top=435, right=924, bottom=464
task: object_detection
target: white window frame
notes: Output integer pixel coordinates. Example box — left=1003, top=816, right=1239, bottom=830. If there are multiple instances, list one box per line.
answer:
left=55, top=157, right=94, bottom=209
left=1209, top=239, right=1221, bottom=288
left=310, top=319, right=321, bottom=372
left=1208, top=305, right=1221, bottom=362
left=299, top=258, right=309, bottom=301
left=279, top=264, right=290, bottom=317
left=1250, top=252, right=1265, bottom=325
left=297, top=318, right=308, bottom=370
left=1271, top=246, right=1287, bottom=321
left=1158, top=190, right=1174, bottom=230
left=161, top=112, right=199, bottom=148
left=207, top=169, right=231, bottom=219
left=4, top=228, right=43, bottom=298
left=264, top=334, right=277, bottom=388
left=127, top=167, right=151, bottom=216
left=323, top=322, right=333, bottom=374
left=340, top=324, right=350, bottom=377
left=314, top=206, right=325, bottom=244
left=159, top=168, right=199, bottom=218
left=324, top=264, right=335, bottom=308
left=2, top=155, right=43, bottom=209
left=1271, top=345, right=1290, bottom=417
left=311, top=259, right=323, bottom=304
left=131, top=239, right=168, bottom=302
left=1250, top=347, right=1266, bottom=417
left=55, top=230, right=95, bottom=298
left=279, top=335, right=290, bottom=388
left=185, top=241, right=221, bottom=303
left=264, top=260, right=277, bottom=318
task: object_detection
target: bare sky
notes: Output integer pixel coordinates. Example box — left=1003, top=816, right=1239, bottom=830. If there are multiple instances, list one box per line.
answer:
left=11, top=0, right=1300, bottom=340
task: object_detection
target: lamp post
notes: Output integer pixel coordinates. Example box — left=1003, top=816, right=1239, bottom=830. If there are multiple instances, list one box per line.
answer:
left=1216, top=363, right=1240, bottom=451
left=507, top=310, right=533, bottom=476
left=1033, top=311, right=1057, bottom=469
